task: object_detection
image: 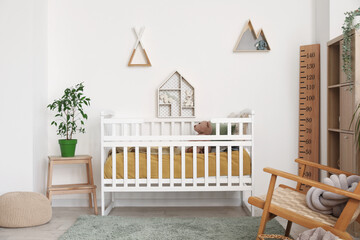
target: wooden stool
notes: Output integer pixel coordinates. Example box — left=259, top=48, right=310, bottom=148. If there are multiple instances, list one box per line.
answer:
left=46, top=155, right=98, bottom=215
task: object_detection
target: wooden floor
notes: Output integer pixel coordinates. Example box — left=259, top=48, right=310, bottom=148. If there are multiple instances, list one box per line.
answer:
left=0, top=207, right=306, bottom=240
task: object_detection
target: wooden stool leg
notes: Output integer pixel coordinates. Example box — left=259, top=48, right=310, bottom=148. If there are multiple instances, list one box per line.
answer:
left=88, top=158, right=97, bottom=214
left=48, top=192, right=52, bottom=203
left=86, top=162, right=92, bottom=208
left=93, top=189, right=98, bottom=215
left=285, top=221, right=292, bottom=237
left=47, top=160, right=53, bottom=201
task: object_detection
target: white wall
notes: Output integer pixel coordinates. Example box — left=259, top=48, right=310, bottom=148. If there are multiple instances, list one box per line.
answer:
left=329, top=0, right=360, bottom=39
left=0, top=0, right=48, bottom=195
left=47, top=0, right=316, bottom=206
left=2, top=0, right=359, bottom=207
left=0, top=0, right=34, bottom=193
left=32, top=0, right=48, bottom=194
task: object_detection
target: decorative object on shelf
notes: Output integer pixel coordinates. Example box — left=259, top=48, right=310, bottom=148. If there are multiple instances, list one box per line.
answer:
left=128, top=27, right=151, bottom=67
left=342, top=7, right=360, bottom=82
left=159, top=92, right=176, bottom=104
left=47, top=82, right=91, bottom=157
left=255, top=40, right=268, bottom=50
left=157, top=71, right=195, bottom=118
left=183, top=90, right=194, bottom=107
left=233, top=20, right=270, bottom=52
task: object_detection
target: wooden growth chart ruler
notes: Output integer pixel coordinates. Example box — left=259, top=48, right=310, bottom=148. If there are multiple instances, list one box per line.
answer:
left=298, top=44, right=320, bottom=192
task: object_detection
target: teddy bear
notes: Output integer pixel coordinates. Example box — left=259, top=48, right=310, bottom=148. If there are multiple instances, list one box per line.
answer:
left=186, top=121, right=236, bottom=153
left=186, top=121, right=213, bottom=153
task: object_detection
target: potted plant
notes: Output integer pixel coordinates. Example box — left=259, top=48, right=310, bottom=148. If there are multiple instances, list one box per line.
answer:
left=47, top=82, right=91, bottom=157
left=351, top=104, right=360, bottom=150
left=342, top=7, right=360, bottom=82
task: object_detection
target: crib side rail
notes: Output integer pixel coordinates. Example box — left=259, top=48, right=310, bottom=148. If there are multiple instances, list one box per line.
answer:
left=100, top=116, right=253, bottom=141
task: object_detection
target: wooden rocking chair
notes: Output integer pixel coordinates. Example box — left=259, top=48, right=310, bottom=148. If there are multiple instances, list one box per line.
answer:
left=249, top=159, right=360, bottom=240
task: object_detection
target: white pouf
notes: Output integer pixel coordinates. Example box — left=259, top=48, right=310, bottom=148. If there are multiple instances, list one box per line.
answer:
left=0, top=192, right=52, bottom=228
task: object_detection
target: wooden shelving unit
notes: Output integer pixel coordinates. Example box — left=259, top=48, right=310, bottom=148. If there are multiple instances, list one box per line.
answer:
left=327, top=30, right=360, bottom=236
left=327, top=30, right=359, bottom=174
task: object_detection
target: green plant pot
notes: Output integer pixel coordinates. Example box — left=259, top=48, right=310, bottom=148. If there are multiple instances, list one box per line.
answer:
left=58, top=139, right=77, bottom=157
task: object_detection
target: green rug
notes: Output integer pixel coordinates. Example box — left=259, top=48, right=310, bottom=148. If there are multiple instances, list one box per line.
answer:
left=59, top=216, right=284, bottom=240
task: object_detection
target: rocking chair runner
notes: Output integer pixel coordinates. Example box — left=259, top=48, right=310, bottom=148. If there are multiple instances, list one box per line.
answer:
left=249, top=159, right=360, bottom=240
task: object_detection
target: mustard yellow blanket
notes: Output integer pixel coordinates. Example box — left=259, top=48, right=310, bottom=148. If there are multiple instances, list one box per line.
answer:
left=104, top=150, right=251, bottom=179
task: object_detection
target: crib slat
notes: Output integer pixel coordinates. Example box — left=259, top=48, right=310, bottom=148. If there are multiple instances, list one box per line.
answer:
left=193, top=146, right=197, bottom=186
left=227, top=123, right=231, bottom=135
left=122, top=123, right=126, bottom=136
left=147, top=146, right=151, bottom=187
left=112, top=124, right=116, bottom=136
left=141, top=123, right=144, bottom=136
left=181, top=147, right=185, bottom=187
left=216, top=145, right=220, bottom=187
left=170, top=146, right=174, bottom=187
left=160, top=122, right=164, bottom=135
left=191, top=122, right=195, bottom=134
left=158, top=147, right=162, bottom=187
left=171, top=122, right=174, bottom=135
left=205, top=147, right=208, bottom=186
left=227, top=146, right=231, bottom=186
left=135, top=146, right=139, bottom=187
left=181, top=122, right=185, bottom=135
left=151, top=122, right=154, bottom=136
left=135, top=123, right=140, bottom=136
left=216, top=123, right=220, bottom=135
left=124, top=147, right=128, bottom=187
left=239, top=146, right=243, bottom=186
left=112, top=147, right=116, bottom=188
left=239, top=123, right=243, bottom=136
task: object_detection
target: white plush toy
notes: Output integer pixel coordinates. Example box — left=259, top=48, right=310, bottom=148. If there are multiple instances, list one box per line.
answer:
left=183, top=90, right=193, bottom=107
left=228, top=109, right=252, bottom=135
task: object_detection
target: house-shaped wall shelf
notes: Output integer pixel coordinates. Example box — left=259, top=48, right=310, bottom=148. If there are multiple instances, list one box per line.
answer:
left=157, top=71, right=195, bottom=118
left=233, top=20, right=270, bottom=52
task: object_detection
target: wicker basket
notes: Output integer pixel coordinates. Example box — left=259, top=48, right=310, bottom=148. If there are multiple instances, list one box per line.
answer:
left=257, top=234, right=293, bottom=240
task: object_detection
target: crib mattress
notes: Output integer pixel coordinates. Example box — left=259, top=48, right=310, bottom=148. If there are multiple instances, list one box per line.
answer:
left=104, top=150, right=251, bottom=179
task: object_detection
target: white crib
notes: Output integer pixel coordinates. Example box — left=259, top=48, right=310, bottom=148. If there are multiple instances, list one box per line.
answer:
left=100, top=112, right=255, bottom=216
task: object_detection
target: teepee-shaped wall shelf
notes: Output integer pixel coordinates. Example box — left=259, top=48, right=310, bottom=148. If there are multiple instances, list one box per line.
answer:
left=233, top=20, right=270, bottom=52
left=128, top=27, right=152, bottom=66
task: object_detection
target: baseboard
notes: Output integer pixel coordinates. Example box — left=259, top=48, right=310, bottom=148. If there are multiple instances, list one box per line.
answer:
left=51, top=198, right=242, bottom=207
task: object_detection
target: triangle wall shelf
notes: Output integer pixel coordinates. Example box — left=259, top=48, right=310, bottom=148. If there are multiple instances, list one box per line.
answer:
left=233, top=20, right=270, bottom=52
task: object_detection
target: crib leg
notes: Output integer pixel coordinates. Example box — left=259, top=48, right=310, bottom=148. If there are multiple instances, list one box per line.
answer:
left=239, top=191, right=243, bottom=206
left=250, top=189, right=255, bottom=216
left=101, top=189, right=105, bottom=216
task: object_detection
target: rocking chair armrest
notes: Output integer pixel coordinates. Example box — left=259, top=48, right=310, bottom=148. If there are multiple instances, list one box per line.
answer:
left=264, top=167, right=360, bottom=201
left=295, top=159, right=355, bottom=177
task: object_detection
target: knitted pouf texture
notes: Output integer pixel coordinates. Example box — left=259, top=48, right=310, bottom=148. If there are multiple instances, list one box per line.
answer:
left=0, top=192, right=52, bottom=228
